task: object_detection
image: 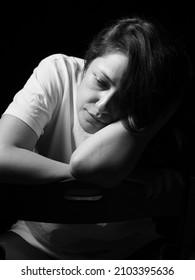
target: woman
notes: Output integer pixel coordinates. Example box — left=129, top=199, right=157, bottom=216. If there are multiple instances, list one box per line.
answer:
left=0, top=16, right=190, bottom=259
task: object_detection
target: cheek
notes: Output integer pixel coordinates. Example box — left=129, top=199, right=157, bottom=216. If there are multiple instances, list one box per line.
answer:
left=77, top=82, right=95, bottom=110
left=109, top=100, right=120, bottom=122
left=76, top=88, right=90, bottom=117
left=76, top=84, right=86, bottom=108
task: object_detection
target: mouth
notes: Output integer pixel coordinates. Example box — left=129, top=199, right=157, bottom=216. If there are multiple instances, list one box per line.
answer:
left=86, top=110, right=109, bottom=125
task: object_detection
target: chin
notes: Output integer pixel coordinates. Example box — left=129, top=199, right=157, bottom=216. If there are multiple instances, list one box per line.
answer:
left=82, top=119, right=104, bottom=134
left=78, top=112, right=102, bottom=134
left=82, top=123, right=100, bottom=134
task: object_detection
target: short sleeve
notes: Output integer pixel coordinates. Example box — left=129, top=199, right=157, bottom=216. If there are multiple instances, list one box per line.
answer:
left=3, top=54, right=65, bottom=137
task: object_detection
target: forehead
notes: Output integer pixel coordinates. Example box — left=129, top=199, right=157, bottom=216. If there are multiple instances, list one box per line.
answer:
left=88, top=52, right=128, bottom=84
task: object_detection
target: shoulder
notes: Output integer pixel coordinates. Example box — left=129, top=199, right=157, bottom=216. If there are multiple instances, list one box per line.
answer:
left=39, top=54, right=84, bottom=72
left=36, top=54, right=84, bottom=85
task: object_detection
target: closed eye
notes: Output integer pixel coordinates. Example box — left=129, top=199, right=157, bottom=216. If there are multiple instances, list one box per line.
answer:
left=93, top=74, right=109, bottom=90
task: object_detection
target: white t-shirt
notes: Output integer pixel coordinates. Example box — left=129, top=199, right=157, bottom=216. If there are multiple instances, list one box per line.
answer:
left=4, top=54, right=159, bottom=259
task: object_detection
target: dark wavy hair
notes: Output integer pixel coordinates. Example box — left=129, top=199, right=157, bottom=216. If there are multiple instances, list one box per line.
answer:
left=84, top=17, right=191, bottom=132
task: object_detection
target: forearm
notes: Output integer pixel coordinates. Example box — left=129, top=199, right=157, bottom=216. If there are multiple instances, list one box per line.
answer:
left=70, top=121, right=147, bottom=188
left=0, top=146, right=73, bottom=184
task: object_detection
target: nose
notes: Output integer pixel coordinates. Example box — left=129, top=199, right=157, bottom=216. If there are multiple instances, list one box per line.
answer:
left=95, top=91, right=115, bottom=114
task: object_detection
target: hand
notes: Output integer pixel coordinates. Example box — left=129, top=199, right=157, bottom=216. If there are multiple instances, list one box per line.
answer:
left=126, top=166, right=186, bottom=200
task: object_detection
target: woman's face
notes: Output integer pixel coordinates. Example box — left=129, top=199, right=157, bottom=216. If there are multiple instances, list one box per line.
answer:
left=76, top=52, right=128, bottom=134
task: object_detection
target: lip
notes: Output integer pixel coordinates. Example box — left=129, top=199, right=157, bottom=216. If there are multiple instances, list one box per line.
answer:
left=86, top=110, right=109, bottom=125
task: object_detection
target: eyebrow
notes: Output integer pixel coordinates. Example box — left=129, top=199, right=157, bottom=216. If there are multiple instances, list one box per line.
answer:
left=99, top=70, right=116, bottom=86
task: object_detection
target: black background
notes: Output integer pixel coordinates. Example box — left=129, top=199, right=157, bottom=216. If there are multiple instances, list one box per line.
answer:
left=0, top=2, right=195, bottom=248
left=1, top=2, right=194, bottom=114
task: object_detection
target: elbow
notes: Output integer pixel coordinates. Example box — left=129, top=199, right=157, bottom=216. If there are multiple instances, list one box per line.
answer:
left=69, top=152, right=87, bottom=181
left=70, top=153, right=119, bottom=188
left=0, top=145, right=8, bottom=179
left=0, top=145, right=6, bottom=166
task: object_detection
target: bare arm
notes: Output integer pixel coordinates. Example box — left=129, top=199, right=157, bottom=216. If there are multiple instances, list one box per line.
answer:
left=70, top=121, right=156, bottom=188
left=0, top=115, right=73, bottom=184
left=70, top=103, right=178, bottom=188
left=0, top=101, right=177, bottom=187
